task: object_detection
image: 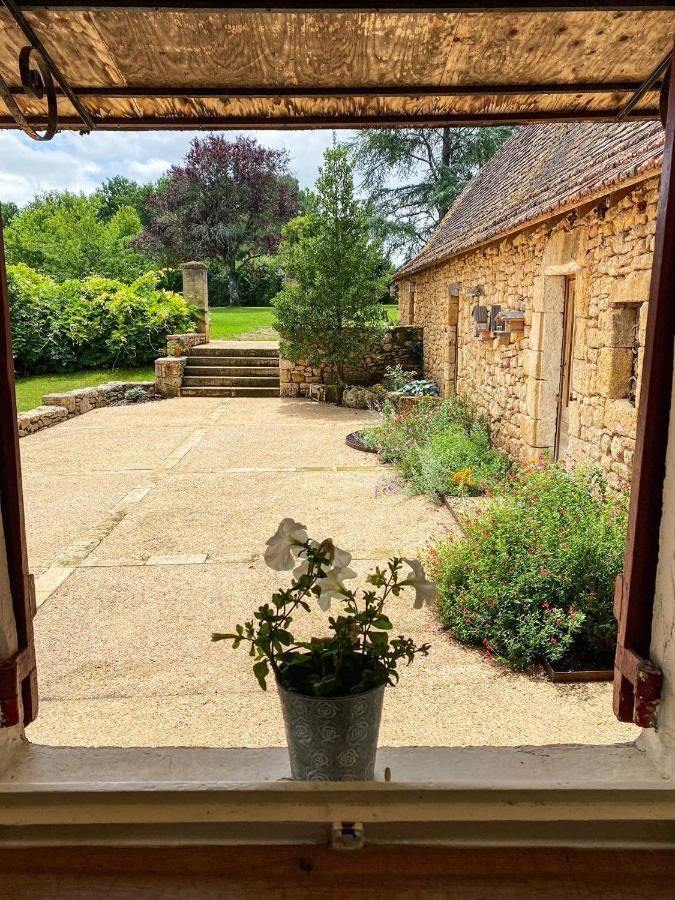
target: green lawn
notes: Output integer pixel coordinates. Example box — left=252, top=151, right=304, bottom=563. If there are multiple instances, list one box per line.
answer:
left=15, top=367, right=154, bottom=413
left=208, top=304, right=398, bottom=340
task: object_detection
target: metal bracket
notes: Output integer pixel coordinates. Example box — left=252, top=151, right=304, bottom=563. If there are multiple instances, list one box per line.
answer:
left=0, top=644, right=36, bottom=728
left=613, top=575, right=663, bottom=729
left=331, top=821, right=364, bottom=851
left=0, top=0, right=94, bottom=140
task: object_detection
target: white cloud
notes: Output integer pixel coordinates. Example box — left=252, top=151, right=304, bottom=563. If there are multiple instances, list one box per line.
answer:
left=0, top=128, right=354, bottom=206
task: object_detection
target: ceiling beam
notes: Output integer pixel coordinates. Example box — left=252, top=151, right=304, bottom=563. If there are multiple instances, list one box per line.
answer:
left=5, top=81, right=657, bottom=99
left=0, top=107, right=658, bottom=130
left=9, top=2, right=675, bottom=11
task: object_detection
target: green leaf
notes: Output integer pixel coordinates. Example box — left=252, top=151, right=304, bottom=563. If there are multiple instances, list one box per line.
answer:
left=253, top=660, right=270, bottom=691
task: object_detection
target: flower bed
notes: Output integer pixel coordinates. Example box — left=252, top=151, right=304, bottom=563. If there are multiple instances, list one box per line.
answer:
left=360, top=396, right=510, bottom=500
left=428, top=460, right=628, bottom=671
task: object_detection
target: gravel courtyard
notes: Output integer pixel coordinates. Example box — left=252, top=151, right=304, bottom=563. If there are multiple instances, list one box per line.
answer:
left=21, top=395, right=636, bottom=748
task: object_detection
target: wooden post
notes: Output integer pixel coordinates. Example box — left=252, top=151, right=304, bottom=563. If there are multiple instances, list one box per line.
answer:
left=613, top=54, right=675, bottom=725
left=0, top=204, right=38, bottom=727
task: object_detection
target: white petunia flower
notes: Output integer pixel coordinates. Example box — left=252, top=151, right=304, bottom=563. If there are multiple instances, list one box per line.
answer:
left=401, top=557, right=438, bottom=608
left=264, top=518, right=308, bottom=571
left=315, top=564, right=358, bottom=611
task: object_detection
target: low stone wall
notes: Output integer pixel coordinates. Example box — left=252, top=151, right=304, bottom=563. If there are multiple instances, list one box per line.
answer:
left=18, top=381, right=155, bottom=437
left=155, top=356, right=186, bottom=398
left=167, top=333, right=204, bottom=354
left=280, top=326, right=423, bottom=398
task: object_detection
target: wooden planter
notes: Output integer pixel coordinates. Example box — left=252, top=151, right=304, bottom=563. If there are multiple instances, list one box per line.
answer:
left=542, top=658, right=613, bottom=683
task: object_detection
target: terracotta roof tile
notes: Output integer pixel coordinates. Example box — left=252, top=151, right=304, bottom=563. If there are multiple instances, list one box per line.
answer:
left=395, top=122, right=664, bottom=279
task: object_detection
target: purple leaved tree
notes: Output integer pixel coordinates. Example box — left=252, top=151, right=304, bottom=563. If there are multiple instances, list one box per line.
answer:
left=138, top=135, right=299, bottom=305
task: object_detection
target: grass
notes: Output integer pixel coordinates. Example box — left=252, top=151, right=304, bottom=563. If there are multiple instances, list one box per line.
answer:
left=15, top=367, right=154, bottom=413
left=208, top=304, right=398, bottom=340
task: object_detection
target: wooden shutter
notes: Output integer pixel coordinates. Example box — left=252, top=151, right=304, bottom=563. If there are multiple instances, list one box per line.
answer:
left=613, top=58, right=674, bottom=728
left=0, top=204, right=38, bottom=728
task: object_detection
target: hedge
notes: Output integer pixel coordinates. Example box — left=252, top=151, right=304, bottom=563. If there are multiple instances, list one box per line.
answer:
left=8, top=264, right=197, bottom=375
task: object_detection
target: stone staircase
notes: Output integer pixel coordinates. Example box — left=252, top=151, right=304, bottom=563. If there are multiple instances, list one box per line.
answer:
left=181, top=345, right=280, bottom=398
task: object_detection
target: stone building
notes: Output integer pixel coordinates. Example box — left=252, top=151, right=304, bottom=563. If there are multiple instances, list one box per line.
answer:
left=394, top=122, right=664, bottom=488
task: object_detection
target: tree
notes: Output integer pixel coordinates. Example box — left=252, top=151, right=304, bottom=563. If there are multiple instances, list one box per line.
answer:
left=1, top=201, right=20, bottom=228
left=95, top=175, right=163, bottom=227
left=138, top=135, right=299, bottom=305
left=273, top=143, right=390, bottom=384
left=348, top=127, right=514, bottom=255
left=3, top=191, right=148, bottom=282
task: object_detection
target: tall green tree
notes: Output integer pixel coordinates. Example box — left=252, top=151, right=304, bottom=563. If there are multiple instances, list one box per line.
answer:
left=95, top=175, right=164, bottom=227
left=348, top=127, right=514, bottom=255
left=138, top=135, right=299, bottom=305
left=1, top=201, right=20, bottom=228
left=3, top=192, right=149, bottom=283
left=273, top=143, right=390, bottom=384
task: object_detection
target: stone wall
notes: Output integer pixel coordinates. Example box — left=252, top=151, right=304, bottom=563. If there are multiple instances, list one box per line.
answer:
left=18, top=381, right=155, bottom=437
left=397, top=176, right=659, bottom=489
left=279, top=326, right=423, bottom=398
left=166, top=333, right=203, bottom=354
left=155, top=356, right=186, bottom=398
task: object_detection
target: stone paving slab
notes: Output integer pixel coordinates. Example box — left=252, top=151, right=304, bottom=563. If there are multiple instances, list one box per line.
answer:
left=91, top=470, right=450, bottom=562
left=23, top=472, right=146, bottom=566
left=21, top=395, right=637, bottom=749
left=19, top=425, right=195, bottom=475
left=174, top=423, right=378, bottom=471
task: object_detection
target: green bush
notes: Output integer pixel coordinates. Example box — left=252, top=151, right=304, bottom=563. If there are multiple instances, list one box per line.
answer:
left=429, top=461, right=628, bottom=670
left=8, top=264, right=196, bottom=375
left=362, top=396, right=509, bottom=499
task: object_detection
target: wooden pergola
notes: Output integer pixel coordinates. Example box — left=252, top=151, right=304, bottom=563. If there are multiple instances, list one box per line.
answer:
left=0, top=1, right=674, bottom=740
left=0, top=3, right=673, bottom=135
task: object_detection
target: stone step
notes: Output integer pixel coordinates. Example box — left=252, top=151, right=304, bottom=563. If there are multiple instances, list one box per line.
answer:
left=186, top=355, right=280, bottom=368
left=184, top=365, right=280, bottom=378
left=180, top=386, right=280, bottom=398
left=190, top=345, right=279, bottom=358
left=182, top=375, right=280, bottom=388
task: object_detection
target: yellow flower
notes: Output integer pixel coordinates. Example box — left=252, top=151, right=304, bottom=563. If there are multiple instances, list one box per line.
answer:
left=451, top=467, right=475, bottom=487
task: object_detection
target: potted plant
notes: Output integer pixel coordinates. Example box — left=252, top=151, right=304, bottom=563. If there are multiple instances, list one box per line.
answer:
left=167, top=340, right=183, bottom=357
left=212, top=518, right=436, bottom=781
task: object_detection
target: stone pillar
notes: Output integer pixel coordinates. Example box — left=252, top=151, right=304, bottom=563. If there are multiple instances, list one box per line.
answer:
left=181, top=261, right=209, bottom=341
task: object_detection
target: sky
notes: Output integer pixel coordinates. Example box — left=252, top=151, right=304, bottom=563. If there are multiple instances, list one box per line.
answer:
left=0, top=128, right=349, bottom=206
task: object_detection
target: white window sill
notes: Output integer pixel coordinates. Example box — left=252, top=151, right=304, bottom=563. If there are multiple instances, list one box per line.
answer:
left=0, top=742, right=673, bottom=847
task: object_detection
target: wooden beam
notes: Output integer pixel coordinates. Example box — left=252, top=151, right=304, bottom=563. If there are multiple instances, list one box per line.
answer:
left=0, top=108, right=659, bottom=131
left=613, top=50, right=675, bottom=723
left=5, top=82, right=657, bottom=99
left=11, top=2, right=675, bottom=12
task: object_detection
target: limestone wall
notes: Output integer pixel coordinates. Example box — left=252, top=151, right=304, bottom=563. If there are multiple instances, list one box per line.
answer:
left=397, top=176, right=659, bottom=488
left=279, top=326, right=423, bottom=398
left=17, top=381, right=155, bottom=437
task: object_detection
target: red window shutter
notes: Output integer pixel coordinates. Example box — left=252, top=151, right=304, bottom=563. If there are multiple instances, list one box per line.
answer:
left=613, top=59, right=674, bottom=728
left=0, top=204, right=38, bottom=728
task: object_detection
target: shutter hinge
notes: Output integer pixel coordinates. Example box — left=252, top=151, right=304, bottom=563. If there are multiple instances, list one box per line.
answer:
left=614, top=642, right=663, bottom=729
left=0, top=644, right=35, bottom=728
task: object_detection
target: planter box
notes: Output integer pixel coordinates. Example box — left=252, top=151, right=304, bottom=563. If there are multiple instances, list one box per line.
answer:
left=542, top=657, right=613, bottom=683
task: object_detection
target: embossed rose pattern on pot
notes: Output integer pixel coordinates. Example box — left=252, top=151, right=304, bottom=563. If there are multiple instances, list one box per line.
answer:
left=278, top=683, right=385, bottom=781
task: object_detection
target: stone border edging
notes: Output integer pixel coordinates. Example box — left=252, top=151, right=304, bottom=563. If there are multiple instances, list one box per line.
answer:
left=17, top=381, right=155, bottom=438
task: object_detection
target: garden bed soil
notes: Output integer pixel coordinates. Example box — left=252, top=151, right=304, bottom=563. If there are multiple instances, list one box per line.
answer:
left=543, top=644, right=614, bottom=682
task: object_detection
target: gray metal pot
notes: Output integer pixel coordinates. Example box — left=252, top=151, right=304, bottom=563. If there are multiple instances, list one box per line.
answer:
left=277, top=682, right=385, bottom=781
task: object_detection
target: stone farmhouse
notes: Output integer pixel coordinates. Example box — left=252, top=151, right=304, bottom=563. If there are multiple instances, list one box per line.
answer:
left=395, top=122, right=664, bottom=488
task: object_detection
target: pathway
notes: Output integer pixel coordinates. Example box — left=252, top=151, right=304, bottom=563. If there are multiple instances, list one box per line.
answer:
left=20, top=396, right=637, bottom=748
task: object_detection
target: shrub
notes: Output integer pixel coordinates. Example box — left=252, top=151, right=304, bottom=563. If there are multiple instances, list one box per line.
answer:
left=124, top=386, right=147, bottom=402
left=362, top=396, right=509, bottom=499
left=429, top=460, right=628, bottom=670
left=8, top=264, right=196, bottom=375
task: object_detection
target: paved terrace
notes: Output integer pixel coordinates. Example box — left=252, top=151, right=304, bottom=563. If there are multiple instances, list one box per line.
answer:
left=21, top=395, right=636, bottom=748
